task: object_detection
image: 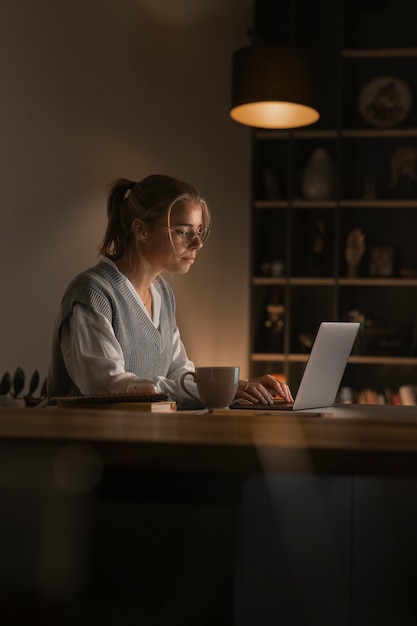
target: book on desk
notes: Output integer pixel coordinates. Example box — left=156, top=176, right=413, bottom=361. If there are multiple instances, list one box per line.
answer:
left=53, top=393, right=177, bottom=413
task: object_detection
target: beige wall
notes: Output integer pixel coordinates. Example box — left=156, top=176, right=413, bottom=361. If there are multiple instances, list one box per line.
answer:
left=0, top=0, right=252, bottom=384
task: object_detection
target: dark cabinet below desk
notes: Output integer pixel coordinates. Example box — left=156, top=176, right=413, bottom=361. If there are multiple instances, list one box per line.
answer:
left=238, top=473, right=417, bottom=626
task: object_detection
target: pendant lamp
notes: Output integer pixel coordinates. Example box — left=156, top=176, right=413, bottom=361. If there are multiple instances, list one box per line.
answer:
left=230, top=43, right=320, bottom=129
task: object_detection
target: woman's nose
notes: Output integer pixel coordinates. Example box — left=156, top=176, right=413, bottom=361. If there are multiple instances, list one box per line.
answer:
left=188, top=234, right=203, bottom=249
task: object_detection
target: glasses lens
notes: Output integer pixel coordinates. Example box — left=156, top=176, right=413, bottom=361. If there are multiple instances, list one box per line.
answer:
left=184, top=228, right=210, bottom=245
left=197, top=228, right=210, bottom=244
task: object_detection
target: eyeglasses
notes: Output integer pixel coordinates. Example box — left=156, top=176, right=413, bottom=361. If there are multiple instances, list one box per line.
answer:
left=158, top=224, right=211, bottom=245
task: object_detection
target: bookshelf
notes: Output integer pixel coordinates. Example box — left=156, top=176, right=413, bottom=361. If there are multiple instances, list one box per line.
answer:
left=249, top=0, right=417, bottom=400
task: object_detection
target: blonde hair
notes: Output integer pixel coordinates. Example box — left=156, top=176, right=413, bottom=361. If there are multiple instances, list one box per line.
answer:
left=99, top=174, right=210, bottom=262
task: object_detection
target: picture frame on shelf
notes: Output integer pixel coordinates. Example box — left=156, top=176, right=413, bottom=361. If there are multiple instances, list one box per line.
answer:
left=368, top=245, right=395, bottom=277
left=357, top=75, right=413, bottom=128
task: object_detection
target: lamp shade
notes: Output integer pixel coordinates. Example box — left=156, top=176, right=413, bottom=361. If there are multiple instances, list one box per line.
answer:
left=230, top=44, right=320, bottom=129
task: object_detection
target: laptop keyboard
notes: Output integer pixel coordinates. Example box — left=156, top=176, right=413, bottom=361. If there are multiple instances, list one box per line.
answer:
left=230, top=400, right=294, bottom=410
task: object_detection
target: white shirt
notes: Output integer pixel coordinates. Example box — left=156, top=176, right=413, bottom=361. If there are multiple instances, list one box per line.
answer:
left=60, top=259, right=197, bottom=399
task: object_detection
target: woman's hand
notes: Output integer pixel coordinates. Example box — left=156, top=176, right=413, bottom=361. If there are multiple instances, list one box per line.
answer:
left=235, top=374, right=294, bottom=405
left=127, top=380, right=158, bottom=395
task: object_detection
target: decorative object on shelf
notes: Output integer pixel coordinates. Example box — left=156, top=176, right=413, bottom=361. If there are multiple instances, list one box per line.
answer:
left=399, top=267, right=417, bottom=278
left=301, top=147, right=335, bottom=201
left=411, top=314, right=417, bottom=356
left=262, top=167, right=281, bottom=199
left=297, top=331, right=314, bottom=353
left=259, top=261, right=272, bottom=276
left=259, top=259, right=284, bottom=277
left=358, top=75, right=413, bottom=127
left=338, top=387, right=353, bottom=404
left=390, top=145, right=417, bottom=197
left=271, top=259, right=284, bottom=277
left=264, top=303, right=285, bottom=352
left=310, top=215, right=328, bottom=276
left=364, top=324, right=410, bottom=356
left=362, top=173, right=376, bottom=199
left=345, top=228, right=366, bottom=278
left=368, top=245, right=395, bottom=277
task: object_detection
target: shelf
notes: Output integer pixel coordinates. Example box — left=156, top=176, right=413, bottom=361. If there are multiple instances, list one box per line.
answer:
left=250, top=0, right=417, bottom=391
left=341, top=128, right=417, bottom=139
left=254, top=200, right=289, bottom=209
left=253, top=277, right=417, bottom=287
left=255, top=129, right=339, bottom=140
left=291, top=200, right=338, bottom=209
left=251, top=353, right=286, bottom=362
left=338, top=278, right=417, bottom=287
left=255, top=199, right=417, bottom=210
left=256, top=128, right=417, bottom=140
left=339, top=200, right=417, bottom=209
left=348, top=355, right=417, bottom=365
left=342, top=47, right=417, bottom=59
left=251, top=354, right=417, bottom=366
left=253, top=277, right=336, bottom=286
left=254, top=200, right=338, bottom=209
left=252, top=277, right=286, bottom=286
left=289, top=277, right=336, bottom=286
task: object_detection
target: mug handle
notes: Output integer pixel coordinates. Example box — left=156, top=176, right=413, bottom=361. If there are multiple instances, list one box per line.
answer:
left=180, top=371, right=201, bottom=404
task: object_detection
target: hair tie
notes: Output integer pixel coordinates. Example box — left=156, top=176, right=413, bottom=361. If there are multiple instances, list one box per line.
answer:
left=123, top=180, right=136, bottom=200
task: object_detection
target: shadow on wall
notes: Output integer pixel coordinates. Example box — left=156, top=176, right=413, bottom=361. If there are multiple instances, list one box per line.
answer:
left=130, top=0, right=242, bottom=87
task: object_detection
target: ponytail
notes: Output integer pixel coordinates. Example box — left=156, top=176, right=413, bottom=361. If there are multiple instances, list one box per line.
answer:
left=99, top=178, right=136, bottom=261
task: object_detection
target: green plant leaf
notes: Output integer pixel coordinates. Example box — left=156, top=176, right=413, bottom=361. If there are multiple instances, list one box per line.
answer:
left=28, top=370, right=40, bottom=396
left=40, top=378, right=47, bottom=398
left=0, top=372, right=12, bottom=395
left=12, top=367, right=25, bottom=397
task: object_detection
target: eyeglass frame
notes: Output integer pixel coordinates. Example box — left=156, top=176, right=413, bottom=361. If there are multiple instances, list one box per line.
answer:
left=156, top=223, right=211, bottom=246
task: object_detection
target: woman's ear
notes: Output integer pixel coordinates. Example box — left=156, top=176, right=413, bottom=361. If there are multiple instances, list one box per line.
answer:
left=132, top=218, right=147, bottom=241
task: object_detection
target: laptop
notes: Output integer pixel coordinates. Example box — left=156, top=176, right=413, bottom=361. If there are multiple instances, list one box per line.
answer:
left=230, top=321, right=360, bottom=413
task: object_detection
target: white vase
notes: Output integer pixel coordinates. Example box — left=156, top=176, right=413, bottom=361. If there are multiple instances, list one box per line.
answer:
left=301, top=147, right=335, bottom=201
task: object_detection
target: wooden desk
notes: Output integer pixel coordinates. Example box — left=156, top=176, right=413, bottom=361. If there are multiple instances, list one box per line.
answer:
left=1, top=404, right=417, bottom=475
left=1, top=404, right=417, bottom=625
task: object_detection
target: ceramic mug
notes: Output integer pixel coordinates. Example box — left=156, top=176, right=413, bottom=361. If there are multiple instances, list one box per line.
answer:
left=180, top=366, right=240, bottom=410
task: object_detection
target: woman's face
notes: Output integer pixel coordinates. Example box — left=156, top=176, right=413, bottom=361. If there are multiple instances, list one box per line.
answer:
left=140, top=201, right=206, bottom=274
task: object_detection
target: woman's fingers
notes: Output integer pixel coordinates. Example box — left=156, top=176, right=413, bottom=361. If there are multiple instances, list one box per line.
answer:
left=236, top=375, right=294, bottom=405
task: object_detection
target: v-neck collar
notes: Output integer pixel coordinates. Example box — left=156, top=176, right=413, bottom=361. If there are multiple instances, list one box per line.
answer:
left=98, top=258, right=168, bottom=353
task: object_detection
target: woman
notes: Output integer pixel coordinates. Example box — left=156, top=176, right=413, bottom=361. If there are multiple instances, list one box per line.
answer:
left=47, top=174, right=293, bottom=408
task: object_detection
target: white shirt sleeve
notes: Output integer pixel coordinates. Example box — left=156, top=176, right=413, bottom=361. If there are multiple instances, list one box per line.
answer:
left=60, top=302, right=198, bottom=401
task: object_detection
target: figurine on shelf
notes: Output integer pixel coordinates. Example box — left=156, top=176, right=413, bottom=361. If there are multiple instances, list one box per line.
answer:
left=390, top=146, right=417, bottom=197
left=362, top=173, right=376, bottom=199
left=310, top=216, right=327, bottom=275
left=345, top=228, right=366, bottom=278
left=301, top=147, right=335, bottom=201
left=264, top=304, right=285, bottom=352
left=298, top=331, right=314, bottom=353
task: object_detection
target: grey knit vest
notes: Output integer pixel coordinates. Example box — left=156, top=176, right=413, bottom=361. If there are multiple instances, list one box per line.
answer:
left=47, top=259, right=176, bottom=401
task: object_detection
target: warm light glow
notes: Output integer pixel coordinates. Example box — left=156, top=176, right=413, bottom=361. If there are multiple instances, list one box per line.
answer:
left=230, top=44, right=320, bottom=130
left=230, top=101, right=320, bottom=129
